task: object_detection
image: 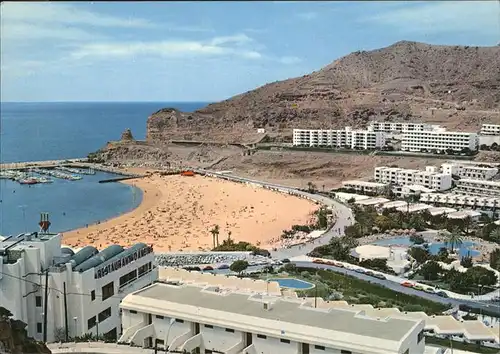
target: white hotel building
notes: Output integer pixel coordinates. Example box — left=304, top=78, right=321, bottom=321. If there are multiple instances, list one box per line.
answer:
left=292, top=127, right=386, bottom=150
left=441, top=163, right=498, bottom=180
left=401, top=128, right=479, bottom=153
left=368, top=121, right=440, bottom=133
left=119, top=282, right=428, bottom=354
left=455, top=179, right=500, bottom=197
left=374, top=166, right=452, bottom=191
left=0, top=232, right=157, bottom=343
left=480, top=124, right=500, bottom=136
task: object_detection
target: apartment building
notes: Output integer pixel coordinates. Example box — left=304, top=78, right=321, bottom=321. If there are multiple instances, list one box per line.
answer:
left=341, top=180, right=389, bottom=194
left=119, top=282, right=426, bottom=354
left=456, top=179, right=500, bottom=197
left=368, top=121, right=439, bottom=133
left=481, top=124, right=500, bottom=136
left=292, top=127, right=386, bottom=149
left=0, top=232, right=157, bottom=343
left=374, top=166, right=452, bottom=191
left=401, top=128, right=479, bottom=153
left=441, top=163, right=498, bottom=180
left=420, top=193, right=500, bottom=209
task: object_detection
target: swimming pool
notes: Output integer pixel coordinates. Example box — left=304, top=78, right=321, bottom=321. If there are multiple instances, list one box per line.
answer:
left=372, top=237, right=480, bottom=258
left=269, top=278, right=315, bottom=289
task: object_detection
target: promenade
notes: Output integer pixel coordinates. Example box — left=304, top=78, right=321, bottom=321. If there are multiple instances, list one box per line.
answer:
left=0, top=158, right=86, bottom=170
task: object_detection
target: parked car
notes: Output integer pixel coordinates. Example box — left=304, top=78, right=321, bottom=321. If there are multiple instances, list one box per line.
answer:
left=413, top=285, right=425, bottom=291
left=333, top=261, right=344, bottom=268
left=282, top=258, right=291, bottom=263
left=373, top=273, right=386, bottom=280
left=203, top=266, right=214, bottom=271
left=401, top=281, right=414, bottom=288
left=436, top=291, right=449, bottom=298
left=365, top=270, right=375, bottom=276
left=424, top=287, right=435, bottom=294
left=312, top=259, right=325, bottom=264
left=217, top=264, right=230, bottom=270
left=355, top=268, right=366, bottom=274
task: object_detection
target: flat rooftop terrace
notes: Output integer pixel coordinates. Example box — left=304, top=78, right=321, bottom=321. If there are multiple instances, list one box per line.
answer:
left=131, top=283, right=419, bottom=342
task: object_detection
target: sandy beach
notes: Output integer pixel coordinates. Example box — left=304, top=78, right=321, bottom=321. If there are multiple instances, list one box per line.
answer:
left=62, top=173, right=318, bottom=251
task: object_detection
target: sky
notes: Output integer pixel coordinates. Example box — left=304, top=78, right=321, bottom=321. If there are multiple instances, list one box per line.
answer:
left=1, top=1, right=499, bottom=102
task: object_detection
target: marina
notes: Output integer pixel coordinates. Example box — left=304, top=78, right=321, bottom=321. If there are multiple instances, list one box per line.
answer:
left=0, top=167, right=85, bottom=185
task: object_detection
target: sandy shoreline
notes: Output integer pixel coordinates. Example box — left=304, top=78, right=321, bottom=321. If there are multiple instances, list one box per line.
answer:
left=62, top=171, right=318, bottom=252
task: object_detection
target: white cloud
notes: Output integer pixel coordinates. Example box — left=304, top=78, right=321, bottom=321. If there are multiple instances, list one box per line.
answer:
left=360, top=1, right=499, bottom=37
left=69, top=35, right=263, bottom=61
left=296, top=12, right=318, bottom=21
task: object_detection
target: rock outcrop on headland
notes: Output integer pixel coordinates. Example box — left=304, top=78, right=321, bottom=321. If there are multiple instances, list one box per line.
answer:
left=146, top=41, right=500, bottom=143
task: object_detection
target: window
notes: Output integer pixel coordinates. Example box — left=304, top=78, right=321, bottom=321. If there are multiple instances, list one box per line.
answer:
left=257, top=334, right=266, bottom=339
left=35, top=296, right=42, bottom=307
left=225, top=328, right=235, bottom=333
left=315, top=345, right=325, bottom=351
left=175, top=319, right=184, bottom=323
left=156, top=315, right=164, bottom=319
left=98, top=307, right=111, bottom=322
left=101, top=282, right=114, bottom=301
left=138, top=262, right=152, bottom=277
left=417, top=330, right=424, bottom=343
left=36, top=322, right=42, bottom=333
left=119, top=269, right=137, bottom=288
left=280, top=339, right=290, bottom=344
left=130, top=310, right=137, bottom=314
left=87, top=316, right=97, bottom=330
left=91, top=290, right=95, bottom=301
left=204, top=324, right=213, bottom=329
left=340, top=350, right=351, bottom=354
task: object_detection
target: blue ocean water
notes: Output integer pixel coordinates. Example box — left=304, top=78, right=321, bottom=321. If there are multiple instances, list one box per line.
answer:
left=0, top=102, right=208, bottom=236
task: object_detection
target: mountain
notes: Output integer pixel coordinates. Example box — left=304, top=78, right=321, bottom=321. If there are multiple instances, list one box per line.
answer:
left=147, top=41, right=500, bottom=144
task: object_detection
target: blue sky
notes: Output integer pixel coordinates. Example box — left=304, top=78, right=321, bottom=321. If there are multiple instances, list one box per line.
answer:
left=1, top=1, right=499, bottom=102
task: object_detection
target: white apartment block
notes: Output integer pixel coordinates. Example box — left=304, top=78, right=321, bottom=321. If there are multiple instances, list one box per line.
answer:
left=374, top=166, right=452, bottom=191
left=119, top=282, right=427, bottom=354
left=481, top=124, right=500, bottom=136
left=292, top=127, right=386, bottom=149
left=341, top=180, right=389, bottom=194
left=0, top=232, right=157, bottom=343
left=420, top=193, right=500, bottom=209
left=368, top=121, right=440, bottom=133
left=456, top=179, right=500, bottom=197
left=401, top=128, right=479, bottom=153
left=441, top=163, right=498, bottom=180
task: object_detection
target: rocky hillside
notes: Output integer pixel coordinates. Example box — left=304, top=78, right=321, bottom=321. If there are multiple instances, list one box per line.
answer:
left=147, top=41, right=500, bottom=144
left=0, top=307, right=51, bottom=354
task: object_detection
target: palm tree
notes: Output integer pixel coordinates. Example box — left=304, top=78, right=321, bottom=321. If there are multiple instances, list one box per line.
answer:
left=227, top=230, right=232, bottom=242
left=210, top=224, right=220, bottom=248
left=307, top=181, right=317, bottom=193
left=490, top=228, right=500, bottom=243
left=492, top=199, right=498, bottom=221
left=441, top=227, right=463, bottom=253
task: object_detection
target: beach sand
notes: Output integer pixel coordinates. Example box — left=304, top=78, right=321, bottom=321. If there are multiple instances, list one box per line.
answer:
left=62, top=173, right=318, bottom=251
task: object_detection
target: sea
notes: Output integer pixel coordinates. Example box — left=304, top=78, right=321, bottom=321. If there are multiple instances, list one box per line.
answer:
left=0, top=102, right=208, bottom=236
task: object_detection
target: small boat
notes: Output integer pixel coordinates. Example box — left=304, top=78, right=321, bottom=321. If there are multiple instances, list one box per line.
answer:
left=19, top=178, right=38, bottom=185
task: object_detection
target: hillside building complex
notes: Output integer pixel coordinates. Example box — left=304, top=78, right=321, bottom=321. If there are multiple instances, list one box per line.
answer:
left=441, top=163, right=498, bottom=180
left=481, top=124, right=500, bottom=136
left=119, top=282, right=427, bottom=354
left=292, top=127, right=386, bottom=149
left=341, top=180, right=389, bottom=194
left=0, top=232, right=157, bottom=343
left=401, top=129, right=479, bottom=153
left=374, top=166, right=452, bottom=191
left=368, top=121, right=440, bottom=133
left=420, top=193, right=500, bottom=209
left=455, top=179, right=500, bottom=197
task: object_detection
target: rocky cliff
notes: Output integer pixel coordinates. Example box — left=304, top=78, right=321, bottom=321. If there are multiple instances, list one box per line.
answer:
left=0, top=307, right=51, bottom=354
left=146, top=41, right=500, bottom=143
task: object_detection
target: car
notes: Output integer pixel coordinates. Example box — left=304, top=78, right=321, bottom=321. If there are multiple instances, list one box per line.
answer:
left=413, top=285, right=425, bottom=291
left=333, top=261, right=344, bottom=268
left=313, top=259, right=325, bottom=264
left=373, top=273, right=386, bottom=280
left=436, top=291, right=449, bottom=298
left=401, top=281, right=414, bottom=288
left=281, top=258, right=291, bottom=263
left=217, top=264, right=230, bottom=270
left=424, top=287, right=435, bottom=294
left=325, top=261, right=337, bottom=266
left=203, top=266, right=214, bottom=271
left=355, top=268, right=366, bottom=274
left=365, top=270, right=375, bottom=276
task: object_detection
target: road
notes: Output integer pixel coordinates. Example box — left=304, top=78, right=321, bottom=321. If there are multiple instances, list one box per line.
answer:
left=194, top=169, right=500, bottom=315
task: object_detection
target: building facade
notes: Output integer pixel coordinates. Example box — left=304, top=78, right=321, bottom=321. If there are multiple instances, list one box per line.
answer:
left=341, top=180, right=389, bottom=194
left=0, top=232, right=157, bottom=343
left=455, top=179, right=500, bottom=197
left=119, top=283, right=426, bottom=354
left=480, top=124, right=500, bottom=136
left=419, top=193, right=500, bottom=210
left=368, top=122, right=439, bottom=133
left=292, top=128, right=386, bottom=149
left=441, top=163, right=498, bottom=180
left=374, top=166, right=452, bottom=191
left=401, top=129, right=479, bottom=153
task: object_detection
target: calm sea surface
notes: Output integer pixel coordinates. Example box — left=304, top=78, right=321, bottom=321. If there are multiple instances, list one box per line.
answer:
left=0, top=102, right=207, bottom=236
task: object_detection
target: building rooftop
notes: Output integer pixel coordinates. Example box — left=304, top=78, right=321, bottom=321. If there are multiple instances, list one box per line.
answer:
left=125, top=283, right=420, bottom=344
left=381, top=201, right=408, bottom=209
left=447, top=210, right=482, bottom=219
left=355, top=197, right=390, bottom=206
left=427, top=207, right=457, bottom=216
left=396, top=203, right=432, bottom=213
left=342, top=180, right=388, bottom=188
